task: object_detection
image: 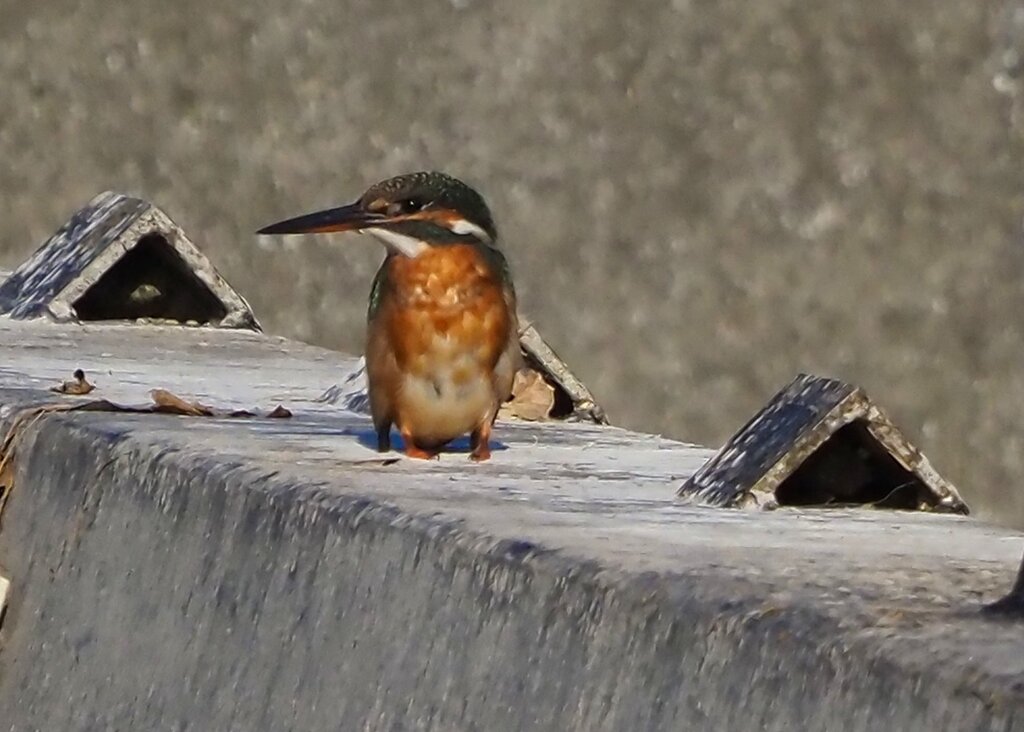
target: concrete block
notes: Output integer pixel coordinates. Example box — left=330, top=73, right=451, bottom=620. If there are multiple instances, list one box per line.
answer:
left=518, top=320, right=606, bottom=423
left=679, top=373, right=969, bottom=513
left=0, top=321, right=1021, bottom=731
left=0, top=191, right=258, bottom=329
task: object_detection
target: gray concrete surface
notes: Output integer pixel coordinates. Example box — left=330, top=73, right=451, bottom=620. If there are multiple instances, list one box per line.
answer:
left=1, top=319, right=1024, bottom=730
left=2, top=2, right=1024, bottom=527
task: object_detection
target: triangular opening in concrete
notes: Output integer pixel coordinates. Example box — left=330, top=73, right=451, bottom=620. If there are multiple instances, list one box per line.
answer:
left=774, top=419, right=932, bottom=509
left=0, top=191, right=259, bottom=328
left=678, top=373, right=968, bottom=513
left=72, top=233, right=229, bottom=324
left=516, top=321, right=607, bottom=423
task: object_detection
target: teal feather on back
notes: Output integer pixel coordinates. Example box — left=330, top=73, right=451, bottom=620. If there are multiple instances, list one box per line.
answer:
left=477, top=242, right=514, bottom=292
left=367, top=258, right=390, bottom=321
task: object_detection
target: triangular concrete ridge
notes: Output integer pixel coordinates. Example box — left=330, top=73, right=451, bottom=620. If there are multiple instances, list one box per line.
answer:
left=0, top=191, right=259, bottom=329
left=679, top=373, right=969, bottom=513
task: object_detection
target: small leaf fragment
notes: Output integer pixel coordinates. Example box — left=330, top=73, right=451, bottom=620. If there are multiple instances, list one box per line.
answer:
left=500, top=369, right=556, bottom=421
left=149, top=388, right=214, bottom=416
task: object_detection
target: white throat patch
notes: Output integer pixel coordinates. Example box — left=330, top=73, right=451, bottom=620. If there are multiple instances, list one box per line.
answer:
left=367, top=227, right=430, bottom=258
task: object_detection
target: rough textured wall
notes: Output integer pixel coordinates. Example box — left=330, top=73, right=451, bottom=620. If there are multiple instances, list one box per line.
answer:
left=1, top=1, right=1023, bottom=524
left=1, top=413, right=1018, bottom=731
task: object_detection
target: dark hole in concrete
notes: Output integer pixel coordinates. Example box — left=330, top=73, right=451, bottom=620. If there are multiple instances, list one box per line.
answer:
left=72, top=234, right=228, bottom=324
left=774, top=420, right=930, bottom=509
left=519, top=354, right=574, bottom=420
left=548, top=378, right=574, bottom=419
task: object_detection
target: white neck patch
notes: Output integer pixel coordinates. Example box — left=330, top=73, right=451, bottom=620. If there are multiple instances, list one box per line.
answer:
left=367, top=228, right=430, bottom=258
left=448, top=217, right=492, bottom=244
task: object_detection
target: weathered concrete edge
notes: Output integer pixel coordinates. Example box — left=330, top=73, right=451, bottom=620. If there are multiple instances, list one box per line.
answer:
left=0, top=413, right=1016, bottom=731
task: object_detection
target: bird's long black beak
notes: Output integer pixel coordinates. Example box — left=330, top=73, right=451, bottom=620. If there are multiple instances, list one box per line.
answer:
left=256, top=202, right=384, bottom=235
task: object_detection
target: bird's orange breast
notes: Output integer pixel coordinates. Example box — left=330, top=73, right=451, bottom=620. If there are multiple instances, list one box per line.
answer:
left=382, top=244, right=512, bottom=383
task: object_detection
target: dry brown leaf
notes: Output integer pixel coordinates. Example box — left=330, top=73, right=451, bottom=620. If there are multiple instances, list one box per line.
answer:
left=500, top=369, right=555, bottom=421
left=149, top=389, right=214, bottom=416
left=266, top=405, right=292, bottom=419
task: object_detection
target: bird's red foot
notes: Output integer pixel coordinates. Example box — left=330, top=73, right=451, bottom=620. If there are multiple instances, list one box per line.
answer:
left=469, top=423, right=492, bottom=461
left=469, top=445, right=491, bottom=462
left=403, top=444, right=438, bottom=460
left=400, top=428, right=438, bottom=460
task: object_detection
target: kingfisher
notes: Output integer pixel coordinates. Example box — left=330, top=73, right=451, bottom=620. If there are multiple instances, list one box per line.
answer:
left=257, top=171, right=520, bottom=461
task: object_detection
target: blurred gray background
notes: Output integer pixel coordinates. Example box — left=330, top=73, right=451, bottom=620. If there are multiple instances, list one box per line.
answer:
left=2, top=1, right=1023, bottom=525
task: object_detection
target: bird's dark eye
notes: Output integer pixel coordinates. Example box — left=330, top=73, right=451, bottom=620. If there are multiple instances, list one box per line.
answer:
left=388, top=199, right=424, bottom=216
